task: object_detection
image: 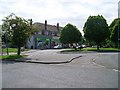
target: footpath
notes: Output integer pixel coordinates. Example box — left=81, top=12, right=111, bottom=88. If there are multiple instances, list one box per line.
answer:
left=3, top=49, right=82, bottom=64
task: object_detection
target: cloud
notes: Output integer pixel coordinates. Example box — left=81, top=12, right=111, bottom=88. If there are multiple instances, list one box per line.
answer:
left=0, top=0, right=119, bottom=34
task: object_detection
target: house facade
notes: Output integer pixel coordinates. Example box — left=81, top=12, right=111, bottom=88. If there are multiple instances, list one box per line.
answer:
left=26, top=20, right=62, bottom=49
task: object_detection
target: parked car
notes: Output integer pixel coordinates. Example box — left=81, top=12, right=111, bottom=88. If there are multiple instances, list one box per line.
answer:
left=75, top=45, right=87, bottom=49
left=82, top=45, right=87, bottom=48
left=54, top=45, right=62, bottom=49
left=92, top=45, right=97, bottom=48
left=75, top=46, right=82, bottom=49
left=2, top=44, right=6, bottom=48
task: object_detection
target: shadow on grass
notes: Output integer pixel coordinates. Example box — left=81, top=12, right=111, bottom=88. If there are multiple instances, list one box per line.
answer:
left=2, top=60, right=18, bottom=64
left=1, top=54, right=28, bottom=64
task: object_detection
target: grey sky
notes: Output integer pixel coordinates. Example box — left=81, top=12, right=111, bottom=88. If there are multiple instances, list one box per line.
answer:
left=0, top=0, right=119, bottom=34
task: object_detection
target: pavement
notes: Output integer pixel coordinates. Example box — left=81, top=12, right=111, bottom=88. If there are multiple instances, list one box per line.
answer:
left=5, top=49, right=83, bottom=64
left=25, top=49, right=119, bottom=72
left=1, top=49, right=119, bottom=71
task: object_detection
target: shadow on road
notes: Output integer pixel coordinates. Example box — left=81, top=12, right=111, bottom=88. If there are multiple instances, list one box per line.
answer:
left=2, top=60, right=20, bottom=65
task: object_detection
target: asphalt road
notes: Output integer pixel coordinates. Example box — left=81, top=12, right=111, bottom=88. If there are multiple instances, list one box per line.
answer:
left=2, top=50, right=119, bottom=88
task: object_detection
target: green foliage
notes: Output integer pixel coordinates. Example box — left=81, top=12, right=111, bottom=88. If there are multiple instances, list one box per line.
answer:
left=109, top=18, right=119, bottom=32
left=110, top=18, right=120, bottom=47
left=101, top=39, right=114, bottom=48
left=83, top=15, right=110, bottom=50
left=60, top=23, right=82, bottom=44
left=2, top=13, right=32, bottom=55
left=11, top=17, right=31, bottom=47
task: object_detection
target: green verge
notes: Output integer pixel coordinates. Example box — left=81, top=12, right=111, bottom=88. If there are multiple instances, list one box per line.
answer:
left=61, top=47, right=119, bottom=53
left=0, top=54, right=27, bottom=60
left=0, top=48, right=29, bottom=53
left=82, top=47, right=119, bottom=51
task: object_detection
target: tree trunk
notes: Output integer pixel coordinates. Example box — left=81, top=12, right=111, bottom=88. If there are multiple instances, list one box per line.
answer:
left=6, top=36, right=9, bottom=55
left=75, top=43, right=77, bottom=50
left=115, top=43, right=118, bottom=48
left=6, top=46, right=9, bottom=55
left=17, top=47, right=21, bottom=55
left=97, top=44, right=99, bottom=51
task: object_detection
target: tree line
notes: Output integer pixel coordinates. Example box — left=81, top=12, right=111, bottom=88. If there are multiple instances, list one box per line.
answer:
left=60, top=15, right=120, bottom=50
left=1, top=14, right=120, bottom=55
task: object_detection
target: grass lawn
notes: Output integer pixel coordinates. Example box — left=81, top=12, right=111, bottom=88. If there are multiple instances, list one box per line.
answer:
left=61, top=47, right=119, bottom=53
left=83, top=47, right=119, bottom=51
left=0, top=54, right=27, bottom=60
left=0, top=48, right=29, bottom=53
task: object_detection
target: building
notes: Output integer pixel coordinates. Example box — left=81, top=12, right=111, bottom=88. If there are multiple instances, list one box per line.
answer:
left=27, top=20, right=62, bottom=49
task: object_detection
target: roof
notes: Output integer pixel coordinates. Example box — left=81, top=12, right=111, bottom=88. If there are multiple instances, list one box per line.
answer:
left=32, top=22, right=63, bottom=32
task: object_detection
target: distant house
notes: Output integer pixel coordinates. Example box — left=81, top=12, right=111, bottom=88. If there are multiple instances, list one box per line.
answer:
left=26, top=20, right=62, bottom=49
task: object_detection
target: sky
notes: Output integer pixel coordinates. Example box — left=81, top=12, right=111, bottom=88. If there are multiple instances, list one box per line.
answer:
left=0, top=0, right=119, bottom=34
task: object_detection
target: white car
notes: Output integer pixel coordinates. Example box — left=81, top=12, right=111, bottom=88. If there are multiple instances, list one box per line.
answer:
left=54, top=45, right=62, bottom=49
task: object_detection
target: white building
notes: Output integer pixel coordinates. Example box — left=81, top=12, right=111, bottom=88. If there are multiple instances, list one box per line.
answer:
left=26, top=20, right=62, bottom=49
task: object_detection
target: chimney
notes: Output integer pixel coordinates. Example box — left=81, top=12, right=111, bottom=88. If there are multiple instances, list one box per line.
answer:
left=30, top=19, right=32, bottom=26
left=57, top=23, right=59, bottom=31
left=45, top=20, right=47, bottom=30
left=28, top=19, right=32, bottom=26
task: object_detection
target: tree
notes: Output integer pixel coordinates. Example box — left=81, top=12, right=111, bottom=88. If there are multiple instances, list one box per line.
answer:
left=110, top=18, right=120, bottom=48
left=59, top=23, right=82, bottom=48
left=109, top=18, right=119, bottom=32
left=2, top=13, right=32, bottom=55
left=2, top=16, right=11, bottom=55
left=83, top=15, right=110, bottom=50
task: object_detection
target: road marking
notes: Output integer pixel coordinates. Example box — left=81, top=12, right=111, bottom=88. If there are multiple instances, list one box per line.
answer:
left=92, top=59, right=120, bottom=72
left=112, top=69, right=120, bottom=72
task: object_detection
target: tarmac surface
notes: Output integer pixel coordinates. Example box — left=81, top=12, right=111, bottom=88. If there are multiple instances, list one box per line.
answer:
left=12, top=49, right=119, bottom=70
left=1, top=49, right=119, bottom=88
left=20, top=49, right=83, bottom=64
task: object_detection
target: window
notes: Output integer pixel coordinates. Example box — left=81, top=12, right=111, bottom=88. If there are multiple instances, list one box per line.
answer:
left=45, top=31, right=49, bottom=35
left=42, top=30, right=45, bottom=35
left=52, top=32, right=54, bottom=36
left=54, top=32, right=57, bottom=36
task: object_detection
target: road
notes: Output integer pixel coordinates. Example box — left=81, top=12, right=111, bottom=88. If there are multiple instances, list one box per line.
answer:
left=2, top=49, right=119, bottom=88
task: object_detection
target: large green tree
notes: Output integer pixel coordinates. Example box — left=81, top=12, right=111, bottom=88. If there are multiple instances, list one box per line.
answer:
left=110, top=18, right=120, bottom=48
left=83, top=15, right=110, bottom=50
left=59, top=23, right=82, bottom=47
left=2, top=13, right=32, bottom=55
left=109, top=18, right=119, bottom=32
left=2, top=15, right=12, bottom=55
